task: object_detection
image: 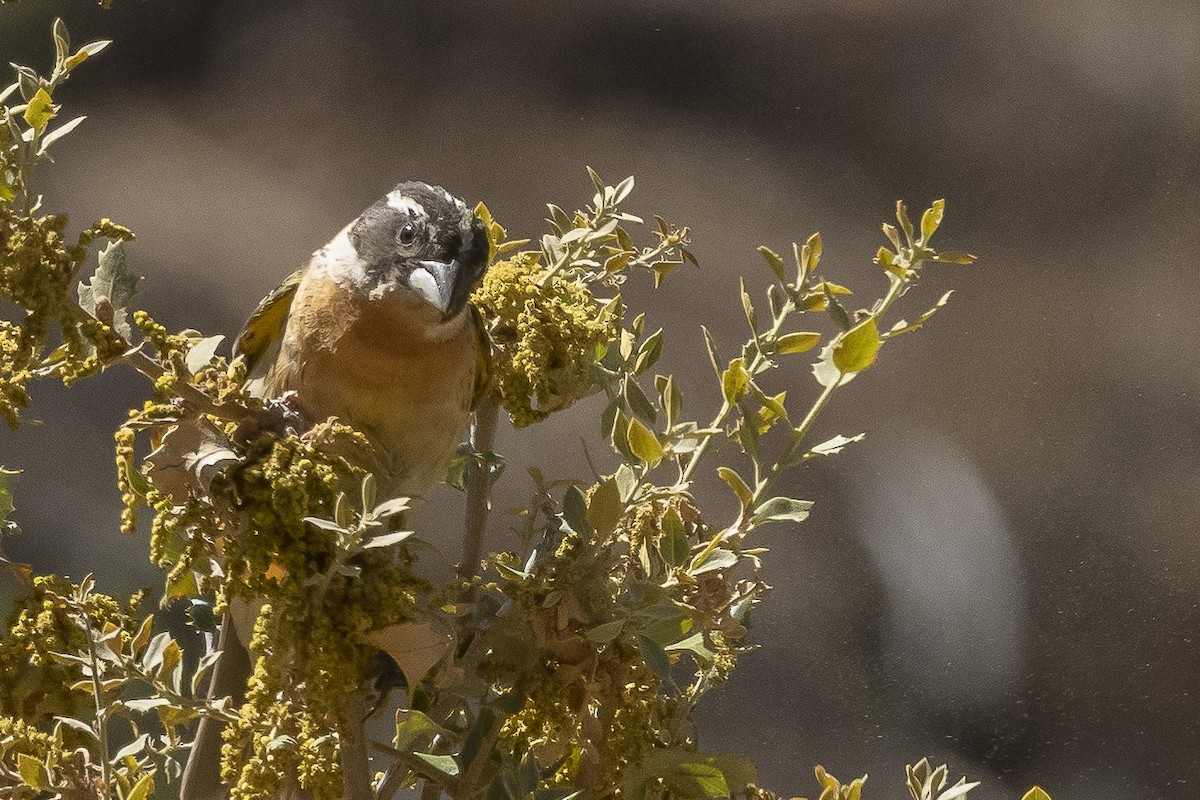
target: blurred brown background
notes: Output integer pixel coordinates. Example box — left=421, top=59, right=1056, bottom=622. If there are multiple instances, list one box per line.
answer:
left=2, top=1, right=1198, bottom=798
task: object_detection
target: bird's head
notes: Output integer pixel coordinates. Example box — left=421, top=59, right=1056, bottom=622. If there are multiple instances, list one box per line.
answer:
left=346, top=181, right=489, bottom=321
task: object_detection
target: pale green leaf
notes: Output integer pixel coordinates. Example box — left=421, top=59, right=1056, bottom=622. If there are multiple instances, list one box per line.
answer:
left=659, top=505, right=689, bottom=567
left=715, top=467, right=752, bottom=508
left=126, top=773, right=154, bottom=800
left=414, top=753, right=460, bottom=779
left=637, top=634, right=672, bottom=681
left=807, top=432, right=866, bottom=457
left=935, top=250, right=977, bottom=265
left=17, top=753, right=50, bottom=789
left=665, top=631, right=714, bottom=663
left=832, top=316, right=881, bottom=375
left=23, top=87, right=56, bottom=132
left=184, top=334, right=224, bottom=375
left=721, top=357, right=750, bottom=404
left=78, top=241, right=141, bottom=340
left=757, top=245, right=786, bottom=282
left=585, top=619, right=626, bottom=643
left=775, top=331, right=820, bottom=354
left=627, top=417, right=664, bottom=467
left=920, top=198, right=945, bottom=243
left=562, top=485, right=591, bottom=535
left=587, top=478, right=622, bottom=535
left=362, top=530, right=414, bottom=549
left=37, top=114, right=85, bottom=154
left=1020, top=789, right=1052, bottom=800
left=886, top=290, right=953, bottom=338
left=751, top=497, right=813, bottom=525
left=689, top=548, right=738, bottom=575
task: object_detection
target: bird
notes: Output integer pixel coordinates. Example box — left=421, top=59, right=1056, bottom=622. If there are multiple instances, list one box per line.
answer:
left=180, top=181, right=491, bottom=800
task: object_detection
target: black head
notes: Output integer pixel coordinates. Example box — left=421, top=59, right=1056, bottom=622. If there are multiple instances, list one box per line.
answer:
left=349, top=181, right=489, bottom=319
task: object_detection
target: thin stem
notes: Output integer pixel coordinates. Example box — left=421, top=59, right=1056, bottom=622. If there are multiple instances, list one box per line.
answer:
left=81, top=615, right=114, bottom=795
left=677, top=298, right=794, bottom=488
left=753, top=273, right=909, bottom=504
left=459, top=398, right=500, bottom=581
left=63, top=302, right=250, bottom=423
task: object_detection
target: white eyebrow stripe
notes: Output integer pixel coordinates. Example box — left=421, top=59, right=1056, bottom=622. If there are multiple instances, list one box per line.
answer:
left=386, top=191, right=427, bottom=217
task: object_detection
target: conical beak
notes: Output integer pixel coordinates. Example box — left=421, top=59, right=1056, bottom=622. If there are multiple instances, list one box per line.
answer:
left=408, top=259, right=458, bottom=314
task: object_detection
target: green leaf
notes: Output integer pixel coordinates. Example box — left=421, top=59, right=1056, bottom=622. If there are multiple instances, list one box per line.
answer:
left=660, top=374, right=682, bottom=428
left=938, top=780, right=982, bottom=800
left=832, top=316, right=881, bottom=375
left=16, top=753, right=50, bottom=789
left=53, top=715, right=97, bottom=741
left=757, top=245, right=786, bottom=282
left=414, top=752, right=460, bottom=779
left=751, top=497, right=813, bottom=525
left=52, top=19, right=70, bottom=70
left=585, top=619, right=625, bottom=643
left=801, top=232, right=822, bottom=282
left=665, top=631, right=714, bottom=664
left=720, top=357, right=750, bottom=404
left=562, top=485, right=592, bottom=535
left=37, top=115, right=86, bottom=155
left=78, top=241, right=141, bottom=340
left=775, top=331, right=820, bottom=355
left=659, top=506, right=689, bottom=567
left=362, top=530, right=414, bottom=549
left=689, top=548, right=738, bottom=575
left=636, top=634, right=672, bottom=681
left=64, top=40, right=111, bottom=72
left=1020, top=789, right=1052, bottom=800
left=634, top=328, right=664, bottom=374
left=920, top=198, right=945, bottom=243
left=127, top=773, right=154, bottom=800
left=875, top=245, right=905, bottom=278
left=739, top=278, right=757, bottom=331
left=624, top=378, right=657, bottom=424
left=715, top=467, right=752, bottom=508
left=395, top=709, right=447, bottom=751
left=638, top=750, right=757, bottom=800
left=887, top=290, right=954, bottom=337
left=184, top=334, right=224, bottom=375
left=896, top=199, right=914, bottom=243
left=627, top=417, right=664, bottom=467
left=23, top=87, right=56, bottom=132
left=586, top=478, right=621, bottom=536
left=882, top=222, right=902, bottom=250
left=934, top=250, right=977, bottom=265
left=807, top=432, right=865, bottom=458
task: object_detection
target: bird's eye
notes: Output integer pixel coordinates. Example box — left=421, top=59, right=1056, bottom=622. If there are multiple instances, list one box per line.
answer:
left=398, top=222, right=418, bottom=246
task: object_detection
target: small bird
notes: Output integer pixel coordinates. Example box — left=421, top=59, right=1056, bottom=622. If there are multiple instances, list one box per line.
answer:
left=180, top=181, right=491, bottom=800
left=237, top=180, right=491, bottom=496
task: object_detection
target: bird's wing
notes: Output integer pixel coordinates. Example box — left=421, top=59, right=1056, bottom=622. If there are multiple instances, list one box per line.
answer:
left=469, top=303, right=494, bottom=411
left=234, top=267, right=304, bottom=383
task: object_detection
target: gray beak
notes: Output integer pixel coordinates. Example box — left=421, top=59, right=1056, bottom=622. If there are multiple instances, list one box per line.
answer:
left=408, top=259, right=458, bottom=313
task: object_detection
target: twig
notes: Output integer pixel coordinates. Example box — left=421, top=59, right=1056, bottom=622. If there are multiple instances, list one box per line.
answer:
left=459, top=398, right=500, bottom=581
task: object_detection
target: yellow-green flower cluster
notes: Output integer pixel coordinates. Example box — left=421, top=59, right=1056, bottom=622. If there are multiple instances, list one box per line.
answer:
left=472, top=252, right=617, bottom=428
left=0, top=575, right=143, bottom=724
left=0, top=321, right=32, bottom=430
left=0, top=202, right=135, bottom=411
left=0, top=209, right=75, bottom=340
left=0, top=715, right=95, bottom=798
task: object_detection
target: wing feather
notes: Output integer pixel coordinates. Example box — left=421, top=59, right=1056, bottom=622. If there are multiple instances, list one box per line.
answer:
left=234, top=268, right=304, bottom=381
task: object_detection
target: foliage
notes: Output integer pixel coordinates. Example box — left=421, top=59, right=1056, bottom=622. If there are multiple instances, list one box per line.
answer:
left=0, top=14, right=1052, bottom=800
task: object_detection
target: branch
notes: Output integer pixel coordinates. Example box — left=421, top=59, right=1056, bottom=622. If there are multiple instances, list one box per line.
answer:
left=459, top=398, right=500, bottom=581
